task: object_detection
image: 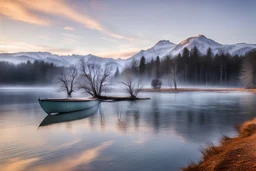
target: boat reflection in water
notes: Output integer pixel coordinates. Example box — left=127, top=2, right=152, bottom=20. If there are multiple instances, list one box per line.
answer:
left=39, top=104, right=100, bottom=127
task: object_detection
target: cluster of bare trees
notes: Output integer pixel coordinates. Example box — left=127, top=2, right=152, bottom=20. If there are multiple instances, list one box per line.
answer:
left=58, top=59, right=112, bottom=98
left=58, top=58, right=144, bottom=98
left=79, top=58, right=112, bottom=98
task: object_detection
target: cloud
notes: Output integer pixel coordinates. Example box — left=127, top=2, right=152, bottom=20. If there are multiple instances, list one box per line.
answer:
left=98, top=49, right=140, bottom=58
left=1, top=0, right=135, bottom=41
left=100, top=37, right=118, bottom=43
left=39, top=35, right=50, bottom=40
left=0, top=40, right=74, bottom=55
left=89, top=0, right=108, bottom=11
left=64, top=26, right=75, bottom=31
left=62, top=33, right=78, bottom=38
left=0, top=0, right=50, bottom=26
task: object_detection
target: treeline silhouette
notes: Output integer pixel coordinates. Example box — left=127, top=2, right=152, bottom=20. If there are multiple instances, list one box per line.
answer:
left=1, top=48, right=255, bottom=87
left=121, top=47, right=250, bottom=86
left=0, top=60, right=62, bottom=85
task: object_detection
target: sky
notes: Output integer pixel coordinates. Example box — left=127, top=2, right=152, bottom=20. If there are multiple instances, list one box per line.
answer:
left=0, top=0, right=255, bottom=58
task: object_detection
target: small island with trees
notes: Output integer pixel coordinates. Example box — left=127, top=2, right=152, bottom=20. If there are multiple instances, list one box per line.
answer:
left=56, top=58, right=150, bottom=101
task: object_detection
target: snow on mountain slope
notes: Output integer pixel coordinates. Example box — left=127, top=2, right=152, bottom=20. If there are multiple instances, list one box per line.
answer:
left=170, top=34, right=222, bottom=56
left=81, top=54, right=126, bottom=70
left=0, top=52, right=126, bottom=71
left=127, top=40, right=176, bottom=64
left=0, top=52, right=71, bottom=66
left=0, top=35, right=255, bottom=70
left=170, top=35, right=256, bottom=57
left=215, top=43, right=256, bottom=56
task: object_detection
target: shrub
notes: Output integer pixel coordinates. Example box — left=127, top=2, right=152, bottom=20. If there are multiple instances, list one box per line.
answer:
left=151, top=79, right=162, bottom=89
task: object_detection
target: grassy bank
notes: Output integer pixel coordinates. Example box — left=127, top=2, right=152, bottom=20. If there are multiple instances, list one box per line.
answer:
left=183, top=117, right=256, bottom=171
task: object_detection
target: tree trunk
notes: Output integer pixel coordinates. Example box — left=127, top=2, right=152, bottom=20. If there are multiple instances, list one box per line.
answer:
left=173, top=80, right=177, bottom=90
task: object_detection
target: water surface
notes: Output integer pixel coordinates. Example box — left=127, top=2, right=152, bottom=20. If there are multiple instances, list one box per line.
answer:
left=0, top=89, right=255, bottom=171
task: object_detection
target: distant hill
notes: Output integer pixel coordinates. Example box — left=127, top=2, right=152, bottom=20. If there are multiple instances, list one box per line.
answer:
left=1, top=35, right=255, bottom=71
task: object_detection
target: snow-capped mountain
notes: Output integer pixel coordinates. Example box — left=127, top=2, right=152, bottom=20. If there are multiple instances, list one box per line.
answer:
left=128, top=40, right=176, bottom=63
left=0, top=52, right=126, bottom=70
left=169, top=34, right=256, bottom=57
left=170, top=34, right=222, bottom=56
left=0, top=34, right=255, bottom=70
left=215, top=43, right=256, bottom=56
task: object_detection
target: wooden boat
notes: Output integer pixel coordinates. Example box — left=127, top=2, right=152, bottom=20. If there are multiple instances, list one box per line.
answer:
left=39, top=104, right=99, bottom=127
left=38, top=98, right=99, bottom=115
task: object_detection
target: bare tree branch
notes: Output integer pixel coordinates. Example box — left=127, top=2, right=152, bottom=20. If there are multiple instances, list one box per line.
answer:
left=57, top=65, right=78, bottom=97
left=121, top=76, right=143, bottom=98
left=78, top=58, right=112, bottom=97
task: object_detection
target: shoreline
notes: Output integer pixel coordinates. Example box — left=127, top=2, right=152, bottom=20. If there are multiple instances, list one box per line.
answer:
left=181, top=88, right=256, bottom=170
left=144, top=87, right=256, bottom=170
left=142, top=88, right=256, bottom=93
left=183, top=117, right=256, bottom=171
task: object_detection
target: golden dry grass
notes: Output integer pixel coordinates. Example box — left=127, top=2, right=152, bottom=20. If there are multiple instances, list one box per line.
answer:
left=183, top=118, right=256, bottom=171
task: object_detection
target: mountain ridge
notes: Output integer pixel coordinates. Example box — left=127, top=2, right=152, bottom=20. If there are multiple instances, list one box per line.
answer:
left=1, top=35, right=256, bottom=70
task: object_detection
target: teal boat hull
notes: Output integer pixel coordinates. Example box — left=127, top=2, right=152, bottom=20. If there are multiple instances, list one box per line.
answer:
left=38, top=98, right=99, bottom=115
left=39, top=104, right=99, bottom=127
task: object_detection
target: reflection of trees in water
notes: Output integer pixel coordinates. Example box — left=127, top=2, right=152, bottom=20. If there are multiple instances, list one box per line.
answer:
left=199, top=111, right=205, bottom=125
left=115, top=102, right=127, bottom=133
left=240, top=94, right=256, bottom=117
left=113, top=101, right=141, bottom=133
left=99, top=104, right=105, bottom=129
left=152, top=96, right=160, bottom=133
left=88, top=112, right=97, bottom=129
left=133, top=110, right=140, bottom=130
left=84, top=93, right=256, bottom=143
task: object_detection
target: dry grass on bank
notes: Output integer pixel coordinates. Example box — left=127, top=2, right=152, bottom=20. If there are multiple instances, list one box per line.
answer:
left=183, top=118, right=256, bottom=171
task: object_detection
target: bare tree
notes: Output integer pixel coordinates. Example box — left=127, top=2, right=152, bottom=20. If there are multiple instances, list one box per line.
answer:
left=170, top=59, right=180, bottom=90
left=58, top=65, right=78, bottom=97
left=79, top=58, right=112, bottom=97
left=121, top=76, right=143, bottom=98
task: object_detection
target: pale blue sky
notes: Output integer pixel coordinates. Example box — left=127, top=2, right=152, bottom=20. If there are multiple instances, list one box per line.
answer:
left=0, top=0, right=255, bottom=58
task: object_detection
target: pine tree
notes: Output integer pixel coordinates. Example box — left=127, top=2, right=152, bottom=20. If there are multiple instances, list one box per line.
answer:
left=182, top=48, right=190, bottom=83
left=156, top=56, right=160, bottom=78
left=204, top=48, right=213, bottom=85
left=114, top=67, right=120, bottom=78
left=139, top=56, right=146, bottom=77
left=147, top=58, right=154, bottom=77
left=182, top=47, right=190, bottom=60
left=190, top=46, right=200, bottom=59
left=190, top=46, right=200, bottom=84
left=206, top=47, right=213, bottom=59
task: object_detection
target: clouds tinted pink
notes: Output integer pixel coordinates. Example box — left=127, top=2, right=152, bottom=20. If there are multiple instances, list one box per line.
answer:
left=0, top=0, right=133, bottom=41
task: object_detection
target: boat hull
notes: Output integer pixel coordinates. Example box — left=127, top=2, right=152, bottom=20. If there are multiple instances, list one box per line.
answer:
left=39, top=104, right=99, bottom=127
left=38, top=98, right=99, bottom=115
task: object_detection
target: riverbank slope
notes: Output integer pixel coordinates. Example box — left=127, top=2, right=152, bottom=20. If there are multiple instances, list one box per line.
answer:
left=183, top=117, right=256, bottom=171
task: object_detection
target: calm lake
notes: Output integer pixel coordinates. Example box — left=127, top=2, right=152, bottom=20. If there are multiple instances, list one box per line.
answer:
left=0, top=88, right=256, bottom=171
